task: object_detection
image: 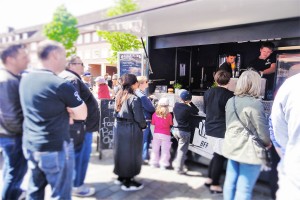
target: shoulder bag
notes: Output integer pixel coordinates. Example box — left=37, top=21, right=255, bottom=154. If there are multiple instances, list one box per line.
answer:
left=233, top=96, right=272, bottom=167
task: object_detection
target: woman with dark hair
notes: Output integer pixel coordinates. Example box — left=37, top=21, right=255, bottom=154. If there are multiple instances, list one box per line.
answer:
left=113, top=74, right=146, bottom=191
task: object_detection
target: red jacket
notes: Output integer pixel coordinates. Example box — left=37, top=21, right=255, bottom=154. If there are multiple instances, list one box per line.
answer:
left=98, top=84, right=111, bottom=99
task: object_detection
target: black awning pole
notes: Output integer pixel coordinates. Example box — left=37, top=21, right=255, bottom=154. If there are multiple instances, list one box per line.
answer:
left=141, top=37, right=153, bottom=74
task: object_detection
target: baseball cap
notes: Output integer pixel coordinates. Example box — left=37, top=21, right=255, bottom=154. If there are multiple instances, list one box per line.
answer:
left=82, top=72, right=91, bottom=77
left=179, top=89, right=192, bottom=101
left=158, top=97, right=169, bottom=106
left=95, top=76, right=106, bottom=84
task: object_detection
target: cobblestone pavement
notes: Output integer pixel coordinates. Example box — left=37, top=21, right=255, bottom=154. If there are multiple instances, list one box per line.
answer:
left=0, top=146, right=273, bottom=200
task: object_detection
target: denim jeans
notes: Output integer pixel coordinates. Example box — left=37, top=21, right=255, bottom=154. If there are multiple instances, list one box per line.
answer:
left=74, top=132, right=93, bottom=187
left=23, top=141, right=74, bottom=200
left=142, top=121, right=152, bottom=160
left=172, top=129, right=190, bottom=171
left=0, top=136, right=27, bottom=200
left=223, top=159, right=261, bottom=200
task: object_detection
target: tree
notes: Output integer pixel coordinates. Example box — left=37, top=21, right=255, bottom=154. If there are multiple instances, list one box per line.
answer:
left=43, top=5, right=79, bottom=57
left=107, top=0, right=138, bottom=17
left=97, top=31, right=142, bottom=63
left=98, top=0, right=141, bottom=63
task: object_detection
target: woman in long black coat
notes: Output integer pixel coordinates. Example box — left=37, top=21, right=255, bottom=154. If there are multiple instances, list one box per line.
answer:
left=113, top=74, right=146, bottom=191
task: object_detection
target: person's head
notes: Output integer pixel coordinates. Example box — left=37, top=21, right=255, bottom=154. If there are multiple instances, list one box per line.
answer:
left=95, top=76, right=106, bottom=85
left=225, top=53, right=236, bottom=64
left=156, top=98, right=170, bottom=118
left=179, top=89, right=192, bottom=103
left=104, top=73, right=109, bottom=80
left=259, top=42, right=275, bottom=60
left=234, top=69, right=261, bottom=98
left=115, top=74, right=139, bottom=112
left=81, top=72, right=92, bottom=82
left=37, top=40, right=66, bottom=74
left=1, top=44, right=29, bottom=74
left=112, top=74, right=119, bottom=86
left=214, top=70, right=231, bottom=86
left=137, top=76, right=149, bottom=91
left=67, top=55, right=84, bottom=76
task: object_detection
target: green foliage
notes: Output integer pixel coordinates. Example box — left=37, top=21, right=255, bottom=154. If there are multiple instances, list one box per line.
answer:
left=211, top=82, right=218, bottom=88
left=107, top=0, right=138, bottom=17
left=43, top=5, right=79, bottom=57
left=97, top=31, right=142, bottom=63
left=174, top=83, right=182, bottom=89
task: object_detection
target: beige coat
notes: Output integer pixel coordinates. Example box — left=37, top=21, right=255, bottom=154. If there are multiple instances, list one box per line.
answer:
left=223, top=96, right=270, bottom=165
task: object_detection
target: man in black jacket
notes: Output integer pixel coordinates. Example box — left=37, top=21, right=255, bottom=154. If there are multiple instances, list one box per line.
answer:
left=59, top=55, right=100, bottom=197
left=0, top=44, right=29, bottom=200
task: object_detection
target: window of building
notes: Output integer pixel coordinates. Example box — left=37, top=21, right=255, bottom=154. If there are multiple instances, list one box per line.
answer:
left=101, top=48, right=109, bottom=58
left=92, top=32, right=99, bottom=43
left=22, top=33, right=28, bottom=40
left=77, top=34, right=83, bottom=44
left=84, top=33, right=91, bottom=43
left=15, top=34, right=20, bottom=41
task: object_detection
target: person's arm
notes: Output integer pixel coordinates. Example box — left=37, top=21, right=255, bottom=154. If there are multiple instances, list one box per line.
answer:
left=261, top=63, right=276, bottom=75
left=189, top=101, right=199, bottom=115
left=132, top=97, right=147, bottom=129
left=67, top=102, right=87, bottom=121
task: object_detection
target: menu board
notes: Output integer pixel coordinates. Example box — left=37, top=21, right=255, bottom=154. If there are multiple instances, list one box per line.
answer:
left=98, top=99, right=115, bottom=149
left=117, top=52, right=143, bottom=76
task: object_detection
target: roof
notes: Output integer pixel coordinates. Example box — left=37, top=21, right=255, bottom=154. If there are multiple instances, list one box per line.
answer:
left=86, top=0, right=300, bottom=37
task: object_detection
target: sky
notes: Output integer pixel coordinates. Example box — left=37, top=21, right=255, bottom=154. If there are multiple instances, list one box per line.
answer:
left=0, top=0, right=115, bottom=31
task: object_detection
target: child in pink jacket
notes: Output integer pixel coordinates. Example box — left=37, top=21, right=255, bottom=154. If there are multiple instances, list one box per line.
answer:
left=149, top=98, right=173, bottom=169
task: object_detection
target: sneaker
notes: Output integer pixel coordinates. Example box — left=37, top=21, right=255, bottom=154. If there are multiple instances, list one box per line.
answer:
left=121, top=179, right=144, bottom=191
left=114, top=177, right=125, bottom=185
left=160, top=166, right=167, bottom=170
left=72, top=185, right=96, bottom=197
left=150, top=164, right=159, bottom=168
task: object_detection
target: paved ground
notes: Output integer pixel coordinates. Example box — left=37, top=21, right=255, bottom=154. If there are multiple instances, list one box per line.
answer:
left=0, top=144, right=273, bottom=200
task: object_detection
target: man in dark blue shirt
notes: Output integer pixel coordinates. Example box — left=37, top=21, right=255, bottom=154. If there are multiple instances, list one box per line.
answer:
left=0, top=44, right=29, bottom=200
left=19, top=41, right=87, bottom=200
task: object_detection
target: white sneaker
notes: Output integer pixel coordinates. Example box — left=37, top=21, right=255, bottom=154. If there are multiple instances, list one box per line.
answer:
left=121, top=180, right=144, bottom=191
left=72, top=185, right=96, bottom=197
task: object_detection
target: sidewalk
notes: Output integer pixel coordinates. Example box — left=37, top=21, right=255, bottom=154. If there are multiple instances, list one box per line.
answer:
left=0, top=146, right=272, bottom=200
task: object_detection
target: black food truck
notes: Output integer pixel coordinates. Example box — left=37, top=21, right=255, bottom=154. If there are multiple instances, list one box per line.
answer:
left=89, top=0, right=300, bottom=181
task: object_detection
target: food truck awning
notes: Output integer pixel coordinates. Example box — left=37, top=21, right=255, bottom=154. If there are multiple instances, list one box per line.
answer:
left=85, top=0, right=300, bottom=38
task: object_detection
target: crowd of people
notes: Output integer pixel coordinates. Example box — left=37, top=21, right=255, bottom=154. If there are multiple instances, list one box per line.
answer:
left=0, top=40, right=299, bottom=200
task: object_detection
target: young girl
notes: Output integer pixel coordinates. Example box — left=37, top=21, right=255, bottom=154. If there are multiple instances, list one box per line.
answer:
left=149, top=98, right=173, bottom=169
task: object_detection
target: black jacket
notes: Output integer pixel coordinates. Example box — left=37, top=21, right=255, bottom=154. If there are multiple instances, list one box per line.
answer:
left=0, top=69, right=23, bottom=136
left=59, top=70, right=100, bottom=132
left=173, top=102, right=199, bottom=132
left=203, top=87, right=234, bottom=138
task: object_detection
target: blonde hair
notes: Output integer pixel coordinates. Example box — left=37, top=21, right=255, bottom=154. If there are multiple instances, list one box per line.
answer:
left=137, top=76, right=147, bottom=84
left=234, top=69, right=261, bottom=98
left=155, top=105, right=169, bottom=118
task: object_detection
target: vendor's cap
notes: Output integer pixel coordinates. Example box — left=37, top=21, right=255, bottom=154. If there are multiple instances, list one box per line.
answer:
left=95, top=76, right=106, bottom=84
left=158, top=97, right=169, bottom=106
left=82, top=72, right=91, bottom=77
left=179, top=89, right=192, bottom=101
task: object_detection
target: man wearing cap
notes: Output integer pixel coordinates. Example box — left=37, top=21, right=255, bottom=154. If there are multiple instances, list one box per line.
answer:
left=59, top=55, right=100, bottom=197
left=172, top=90, right=199, bottom=174
left=82, top=72, right=93, bottom=91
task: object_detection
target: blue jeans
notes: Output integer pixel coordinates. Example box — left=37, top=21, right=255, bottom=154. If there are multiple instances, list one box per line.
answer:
left=23, top=141, right=74, bottom=200
left=0, top=136, right=27, bottom=200
left=224, top=159, right=261, bottom=200
left=74, top=132, right=93, bottom=187
left=142, top=122, right=152, bottom=160
left=172, top=129, right=190, bottom=171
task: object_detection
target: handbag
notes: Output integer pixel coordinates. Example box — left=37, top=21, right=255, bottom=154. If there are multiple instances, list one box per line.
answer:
left=70, top=120, right=86, bottom=151
left=233, top=97, right=272, bottom=167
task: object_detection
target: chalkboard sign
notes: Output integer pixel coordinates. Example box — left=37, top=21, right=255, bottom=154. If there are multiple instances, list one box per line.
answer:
left=117, top=52, right=143, bottom=76
left=99, top=99, right=115, bottom=149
